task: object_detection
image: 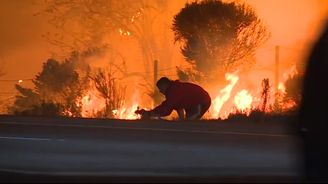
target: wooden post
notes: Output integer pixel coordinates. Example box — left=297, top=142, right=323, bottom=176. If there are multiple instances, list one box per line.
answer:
left=153, top=60, right=158, bottom=105
left=275, top=45, right=280, bottom=108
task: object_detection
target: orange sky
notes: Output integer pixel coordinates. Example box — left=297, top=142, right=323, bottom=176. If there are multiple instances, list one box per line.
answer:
left=248, top=0, right=328, bottom=69
left=0, top=0, right=327, bottom=109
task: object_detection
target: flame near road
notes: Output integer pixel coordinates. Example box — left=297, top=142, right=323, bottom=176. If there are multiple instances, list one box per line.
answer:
left=208, top=65, right=298, bottom=120
left=234, top=89, right=253, bottom=112
left=81, top=88, right=140, bottom=119
left=112, top=91, right=141, bottom=120
left=211, top=72, right=239, bottom=119
left=80, top=66, right=299, bottom=120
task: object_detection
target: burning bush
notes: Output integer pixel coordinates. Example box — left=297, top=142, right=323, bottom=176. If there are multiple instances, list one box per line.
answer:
left=88, top=68, right=127, bottom=118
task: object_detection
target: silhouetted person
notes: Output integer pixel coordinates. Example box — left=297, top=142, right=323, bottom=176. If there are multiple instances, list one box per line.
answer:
left=136, top=77, right=211, bottom=120
left=299, top=20, right=328, bottom=182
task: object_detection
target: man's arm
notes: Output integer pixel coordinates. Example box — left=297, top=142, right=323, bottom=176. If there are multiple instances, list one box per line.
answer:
left=135, top=106, right=173, bottom=119
left=135, top=93, right=178, bottom=118
left=149, top=96, right=177, bottom=117
left=150, top=102, right=173, bottom=117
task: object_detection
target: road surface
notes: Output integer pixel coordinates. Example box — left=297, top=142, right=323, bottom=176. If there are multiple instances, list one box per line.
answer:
left=0, top=116, right=303, bottom=183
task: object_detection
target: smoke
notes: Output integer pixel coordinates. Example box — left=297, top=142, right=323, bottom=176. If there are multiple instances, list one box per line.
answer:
left=248, top=0, right=328, bottom=72
left=0, top=0, right=327, bottom=114
left=1, top=0, right=326, bottom=75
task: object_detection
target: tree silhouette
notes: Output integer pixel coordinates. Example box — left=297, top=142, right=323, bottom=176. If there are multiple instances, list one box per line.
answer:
left=9, top=84, right=42, bottom=114
left=260, top=78, right=270, bottom=112
left=34, top=58, right=88, bottom=116
left=10, top=53, right=90, bottom=117
left=172, top=0, right=269, bottom=82
left=285, top=74, right=303, bottom=104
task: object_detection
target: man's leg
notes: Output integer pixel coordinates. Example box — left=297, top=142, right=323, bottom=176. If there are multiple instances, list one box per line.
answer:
left=197, top=102, right=211, bottom=119
left=185, top=106, right=197, bottom=120
left=186, top=105, right=201, bottom=120
left=185, top=103, right=210, bottom=120
left=176, top=108, right=185, bottom=120
left=185, top=102, right=211, bottom=120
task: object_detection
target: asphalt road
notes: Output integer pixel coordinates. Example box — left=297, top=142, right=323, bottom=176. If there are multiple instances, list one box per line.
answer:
left=0, top=116, right=303, bottom=183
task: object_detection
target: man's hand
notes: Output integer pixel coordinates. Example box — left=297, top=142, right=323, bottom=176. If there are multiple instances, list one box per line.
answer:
left=135, top=109, right=151, bottom=119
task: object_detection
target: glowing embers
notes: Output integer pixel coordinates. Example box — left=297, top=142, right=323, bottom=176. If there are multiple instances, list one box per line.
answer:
left=119, top=28, right=131, bottom=36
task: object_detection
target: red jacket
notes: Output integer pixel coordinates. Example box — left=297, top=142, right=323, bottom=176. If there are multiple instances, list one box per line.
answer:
left=151, top=80, right=211, bottom=117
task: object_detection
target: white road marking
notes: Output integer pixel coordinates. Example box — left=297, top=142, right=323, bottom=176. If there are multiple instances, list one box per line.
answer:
left=0, top=136, right=51, bottom=141
left=0, top=121, right=291, bottom=138
left=0, top=136, right=65, bottom=141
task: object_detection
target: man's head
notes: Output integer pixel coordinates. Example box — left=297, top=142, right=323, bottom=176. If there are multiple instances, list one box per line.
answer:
left=156, top=77, right=171, bottom=95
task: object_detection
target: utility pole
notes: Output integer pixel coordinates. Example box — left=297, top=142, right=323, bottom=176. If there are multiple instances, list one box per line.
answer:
left=274, top=45, right=280, bottom=108
left=153, top=60, right=158, bottom=105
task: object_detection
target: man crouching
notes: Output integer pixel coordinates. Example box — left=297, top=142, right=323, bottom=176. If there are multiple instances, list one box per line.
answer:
left=136, top=77, right=211, bottom=120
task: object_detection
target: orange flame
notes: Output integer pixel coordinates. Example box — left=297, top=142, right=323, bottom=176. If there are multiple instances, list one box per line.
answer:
left=112, top=90, right=141, bottom=120
left=278, top=82, right=286, bottom=94
left=81, top=89, right=106, bottom=117
left=276, top=64, right=299, bottom=110
left=282, top=64, right=298, bottom=81
left=208, top=64, right=300, bottom=119
left=234, top=89, right=253, bottom=113
left=79, top=65, right=300, bottom=120
left=112, top=103, right=140, bottom=119
left=211, top=72, right=239, bottom=119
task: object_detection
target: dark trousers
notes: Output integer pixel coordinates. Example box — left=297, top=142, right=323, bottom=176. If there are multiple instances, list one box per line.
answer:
left=185, top=102, right=211, bottom=120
